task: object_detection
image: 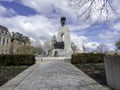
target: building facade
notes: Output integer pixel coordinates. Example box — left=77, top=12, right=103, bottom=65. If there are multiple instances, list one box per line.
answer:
left=0, top=25, right=31, bottom=54
left=11, top=32, right=31, bottom=54
left=0, top=25, right=11, bottom=54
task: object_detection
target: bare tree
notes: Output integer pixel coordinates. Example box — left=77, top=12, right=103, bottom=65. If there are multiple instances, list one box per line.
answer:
left=16, top=45, right=31, bottom=54
left=30, top=46, right=43, bottom=55
left=115, top=40, right=120, bottom=50
left=97, top=43, right=109, bottom=53
left=67, top=0, right=118, bottom=24
left=33, top=39, right=43, bottom=55
left=71, top=42, right=77, bottom=54
left=43, top=41, right=52, bottom=56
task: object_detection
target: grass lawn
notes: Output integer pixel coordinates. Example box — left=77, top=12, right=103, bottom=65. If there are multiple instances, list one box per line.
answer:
left=0, top=66, right=30, bottom=86
left=74, top=63, right=107, bottom=86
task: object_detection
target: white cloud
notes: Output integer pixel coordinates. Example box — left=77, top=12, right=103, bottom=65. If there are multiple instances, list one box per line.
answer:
left=71, top=33, right=88, bottom=50
left=70, top=33, right=100, bottom=52
left=7, top=8, right=17, bottom=15
left=69, top=24, right=90, bottom=31
left=0, top=5, right=7, bottom=15
left=0, top=1, right=119, bottom=51
left=110, top=0, right=120, bottom=15
left=0, top=5, right=17, bottom=16
left=67, top=0, right=117, bottom=23
left=99, top=30, right=120, bottom=43
left=0, top=4, right=59, bottom=45
left=20, top=0, right=119, bottom=30
left=85, top=42, right=99, bottom=51
left=113, top=22, right=120, bottom=31
left=0, top=15, right=57, bottom=41
left=21, top=0, right=54, bottom=15
left=21, top=0, right=78, bottom=23
left=0, top=0, right=13, bottom=1
left=98, top=21, right=120, bottom=49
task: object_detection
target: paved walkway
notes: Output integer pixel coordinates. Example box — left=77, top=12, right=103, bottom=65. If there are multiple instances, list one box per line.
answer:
left=0, top=58, right=110, bottom=90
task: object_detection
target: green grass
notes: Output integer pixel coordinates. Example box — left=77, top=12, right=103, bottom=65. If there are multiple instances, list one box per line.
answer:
left=0, top=66, right=30, bottom=86
left=0, top=66, right=29, bottom=70
left=74, top=63, right=107, bottom=86
left=75, top=63, right=104, bottom=71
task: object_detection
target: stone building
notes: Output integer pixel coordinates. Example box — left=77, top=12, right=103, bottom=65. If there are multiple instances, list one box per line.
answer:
left=11, top=32, right=31, bottom=54
left=0, top=25, right=31, bottom=54
left=0, top=25, right=11, bottom=54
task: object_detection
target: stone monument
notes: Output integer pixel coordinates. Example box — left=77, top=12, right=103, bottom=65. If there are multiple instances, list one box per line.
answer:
left=52, top=17, right=73, bottom=57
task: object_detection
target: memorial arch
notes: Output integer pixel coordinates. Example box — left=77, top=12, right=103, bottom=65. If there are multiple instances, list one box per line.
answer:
left=52, top=17, right=73, bottom=57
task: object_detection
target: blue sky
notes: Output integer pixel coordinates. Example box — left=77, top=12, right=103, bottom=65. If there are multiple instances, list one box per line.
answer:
left=0, top=0, right=120, bottom=51
left=0, top=1, right=37, bottom=16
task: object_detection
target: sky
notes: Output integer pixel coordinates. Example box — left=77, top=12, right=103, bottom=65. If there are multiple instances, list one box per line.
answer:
left=0, top=0, right=120, bottom=52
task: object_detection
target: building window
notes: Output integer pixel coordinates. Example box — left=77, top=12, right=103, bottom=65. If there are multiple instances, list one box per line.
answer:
left=11, top=38, right=14, bottom=42
left=3, top=38, right=5, bottom=46
left=0, top=37, right=1, bottom=44
left=2, top=30, right=3, bottom=33
left=1, top=50, right=4, bottom=54
left=7, top=39, right=9, bottom=44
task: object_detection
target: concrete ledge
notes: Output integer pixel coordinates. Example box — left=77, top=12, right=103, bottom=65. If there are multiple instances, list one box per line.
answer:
left=35, top=57, right=42, bottom=64
left=35, top=57, right=70, bottom=63
left=0, top=64, right=37, bottom=90
left=64, top=57, right=71, bottom=62
left=104, top=56, right=120, bottom=90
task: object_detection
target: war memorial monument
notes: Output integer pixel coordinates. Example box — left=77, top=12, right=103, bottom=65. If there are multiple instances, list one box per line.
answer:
left=52, top=17, right=73, bottom=57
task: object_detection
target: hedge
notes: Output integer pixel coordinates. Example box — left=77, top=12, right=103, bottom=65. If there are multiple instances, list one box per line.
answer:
left=71, top=53, right=105, bottom=64
left=0, top=54, right=35, bottom=66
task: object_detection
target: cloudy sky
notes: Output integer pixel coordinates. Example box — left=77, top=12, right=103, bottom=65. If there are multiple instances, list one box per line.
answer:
left=0, top=0, right=120, bottom=51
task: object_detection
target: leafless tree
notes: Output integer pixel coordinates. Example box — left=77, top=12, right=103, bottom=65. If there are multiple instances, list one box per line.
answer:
left=97, top=43, right=109, bottom=53
left=67, top=0, right=118, bottom=24
left=33, top=39, right=43, bottom=55
left=115, top=40, right=120, bottom=50
left=71, top=42, right=77, bottom=54
left=43, top=41, right=52, bottom=55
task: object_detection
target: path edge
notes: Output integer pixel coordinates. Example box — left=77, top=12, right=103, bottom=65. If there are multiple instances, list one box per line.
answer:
left=0, top=64, right=37, bottom=90
left=67, top=62, right=112, bottom=90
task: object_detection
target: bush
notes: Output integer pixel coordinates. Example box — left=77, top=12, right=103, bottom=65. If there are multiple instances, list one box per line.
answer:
left=71, top=53, right=105, bottom=64
left=0, top=54, right=35, bottom=66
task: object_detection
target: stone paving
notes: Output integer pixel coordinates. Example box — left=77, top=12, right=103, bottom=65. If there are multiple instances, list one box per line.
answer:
left=0, top=58, right=110, bottom=90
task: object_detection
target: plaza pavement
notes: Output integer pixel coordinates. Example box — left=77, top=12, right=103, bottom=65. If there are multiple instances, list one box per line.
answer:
left=0, top=57, right=111, bottom=90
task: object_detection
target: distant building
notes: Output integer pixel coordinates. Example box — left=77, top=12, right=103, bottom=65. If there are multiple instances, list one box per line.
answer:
left=0, top=25, right=31, bottom=54
left=11, top=32, right=31, bottom=54
left=0, top=25, right=11, bottom=54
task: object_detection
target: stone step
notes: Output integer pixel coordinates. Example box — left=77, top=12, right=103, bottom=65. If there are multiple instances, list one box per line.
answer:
left=36, top=57, right=68, bottom=64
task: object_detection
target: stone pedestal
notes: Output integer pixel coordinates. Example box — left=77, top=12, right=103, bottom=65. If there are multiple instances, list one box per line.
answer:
left=52, top=49, right=72, bottom=57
